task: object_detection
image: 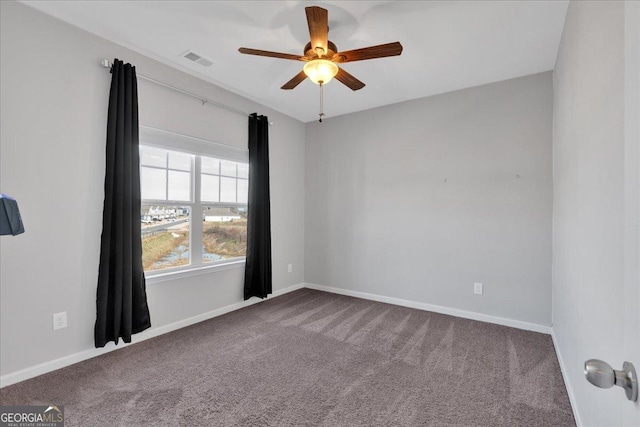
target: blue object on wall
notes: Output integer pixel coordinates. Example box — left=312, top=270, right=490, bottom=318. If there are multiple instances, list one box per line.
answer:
left=0, top=194, right=25, bottom=236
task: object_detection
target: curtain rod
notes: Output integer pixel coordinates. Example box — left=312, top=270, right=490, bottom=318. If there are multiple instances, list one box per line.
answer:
left=101, top=59, right=273, bottom=124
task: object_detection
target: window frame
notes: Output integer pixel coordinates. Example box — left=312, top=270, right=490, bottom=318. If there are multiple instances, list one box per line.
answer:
left=139, top=126, right=249, bottom=282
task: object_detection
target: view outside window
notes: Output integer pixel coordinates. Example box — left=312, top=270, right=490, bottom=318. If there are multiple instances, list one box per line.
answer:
left=202, top=206, right=247, bottom=263
left=140, top=145, right=248, bottom=273
left=141, top=205, right=190, bottom=271
left=200, top=154, right=248, bottom=263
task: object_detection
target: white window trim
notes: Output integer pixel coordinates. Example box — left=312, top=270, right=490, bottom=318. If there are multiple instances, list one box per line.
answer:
left=145, top=259, right=245, bottom=285
left=140, top=126, right=248, bottom=281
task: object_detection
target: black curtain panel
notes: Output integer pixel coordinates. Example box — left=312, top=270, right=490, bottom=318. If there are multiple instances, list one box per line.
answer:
left=95, top=59, right=151, bottom=348
left=244, top=113, right=273, bottom=300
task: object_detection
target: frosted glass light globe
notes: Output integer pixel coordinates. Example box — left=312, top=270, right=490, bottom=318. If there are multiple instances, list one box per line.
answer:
left=303, top=59, right=339, bottom=85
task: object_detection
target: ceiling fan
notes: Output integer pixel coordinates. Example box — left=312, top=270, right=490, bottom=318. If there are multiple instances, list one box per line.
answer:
left=238, top=6, right=403, bottom=92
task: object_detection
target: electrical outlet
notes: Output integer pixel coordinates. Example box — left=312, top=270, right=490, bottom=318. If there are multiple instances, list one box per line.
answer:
left=474, top=283, right=483, bottom=295
left=53, top=312, right=67, bottom=330
left=288, top=264, right=293, bottom=273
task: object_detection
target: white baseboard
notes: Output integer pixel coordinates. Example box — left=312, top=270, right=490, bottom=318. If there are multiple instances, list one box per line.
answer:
left=551, top=329, right=582, bottom=427
left=303, top=283, right=552, bottom=334
left=0, top=282, right=305, bottom=388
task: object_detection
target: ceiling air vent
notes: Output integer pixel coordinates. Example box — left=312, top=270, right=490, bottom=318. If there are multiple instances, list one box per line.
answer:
left=180, top=50, right=214, bottom=67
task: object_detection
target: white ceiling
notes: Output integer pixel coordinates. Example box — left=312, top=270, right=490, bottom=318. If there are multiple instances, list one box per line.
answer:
left=23, top=1, right=569, bottom=123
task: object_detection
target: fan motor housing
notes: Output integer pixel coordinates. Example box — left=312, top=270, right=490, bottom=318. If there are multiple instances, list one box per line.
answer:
left=305, top=41, right=338, bottom=60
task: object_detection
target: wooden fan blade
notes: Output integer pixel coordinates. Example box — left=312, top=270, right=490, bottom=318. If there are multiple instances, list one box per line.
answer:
left=281, top=71, right=308, bottom=90
left=238, top=47, right=304, bottom=61
left=335, top=67, right=365, bottom=91
left=305, top=6, right=329, bottom=56
left=333, top=42, right=403, bottom=63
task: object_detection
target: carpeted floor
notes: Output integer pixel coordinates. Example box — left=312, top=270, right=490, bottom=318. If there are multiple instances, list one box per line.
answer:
left=0, top=289, right=575, bottom=426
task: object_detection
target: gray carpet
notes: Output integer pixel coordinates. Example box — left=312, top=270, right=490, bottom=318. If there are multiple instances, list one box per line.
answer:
left=0, top=289, right=575, bottom=426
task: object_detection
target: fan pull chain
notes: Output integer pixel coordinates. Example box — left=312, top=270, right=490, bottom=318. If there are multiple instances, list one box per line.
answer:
left=319, top=82, right=325, bottom=123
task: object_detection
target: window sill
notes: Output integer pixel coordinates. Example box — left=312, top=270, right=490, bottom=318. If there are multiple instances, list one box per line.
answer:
left=145, top=259, right=245, bottom=285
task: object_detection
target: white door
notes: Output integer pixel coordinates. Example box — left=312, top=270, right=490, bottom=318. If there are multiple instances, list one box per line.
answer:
left=578, top=2, right=640, bottom=425
left=623, top=2, right=640, bottom=425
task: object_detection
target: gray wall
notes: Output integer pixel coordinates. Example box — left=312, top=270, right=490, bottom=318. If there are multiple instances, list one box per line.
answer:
left=305, top=72, right=553, bottom=326
left=553, top=1, right=640, bottom=425
left=0, top=2, right=305, bottom=377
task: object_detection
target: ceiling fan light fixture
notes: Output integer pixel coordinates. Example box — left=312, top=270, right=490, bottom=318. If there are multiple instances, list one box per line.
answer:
left=303, top=59, right=338, bottom=85
left=239, top=6, right=402, bottom=93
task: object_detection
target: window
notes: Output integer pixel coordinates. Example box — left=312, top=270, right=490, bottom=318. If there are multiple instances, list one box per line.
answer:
left=139, top=127, right=248, bottom=275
